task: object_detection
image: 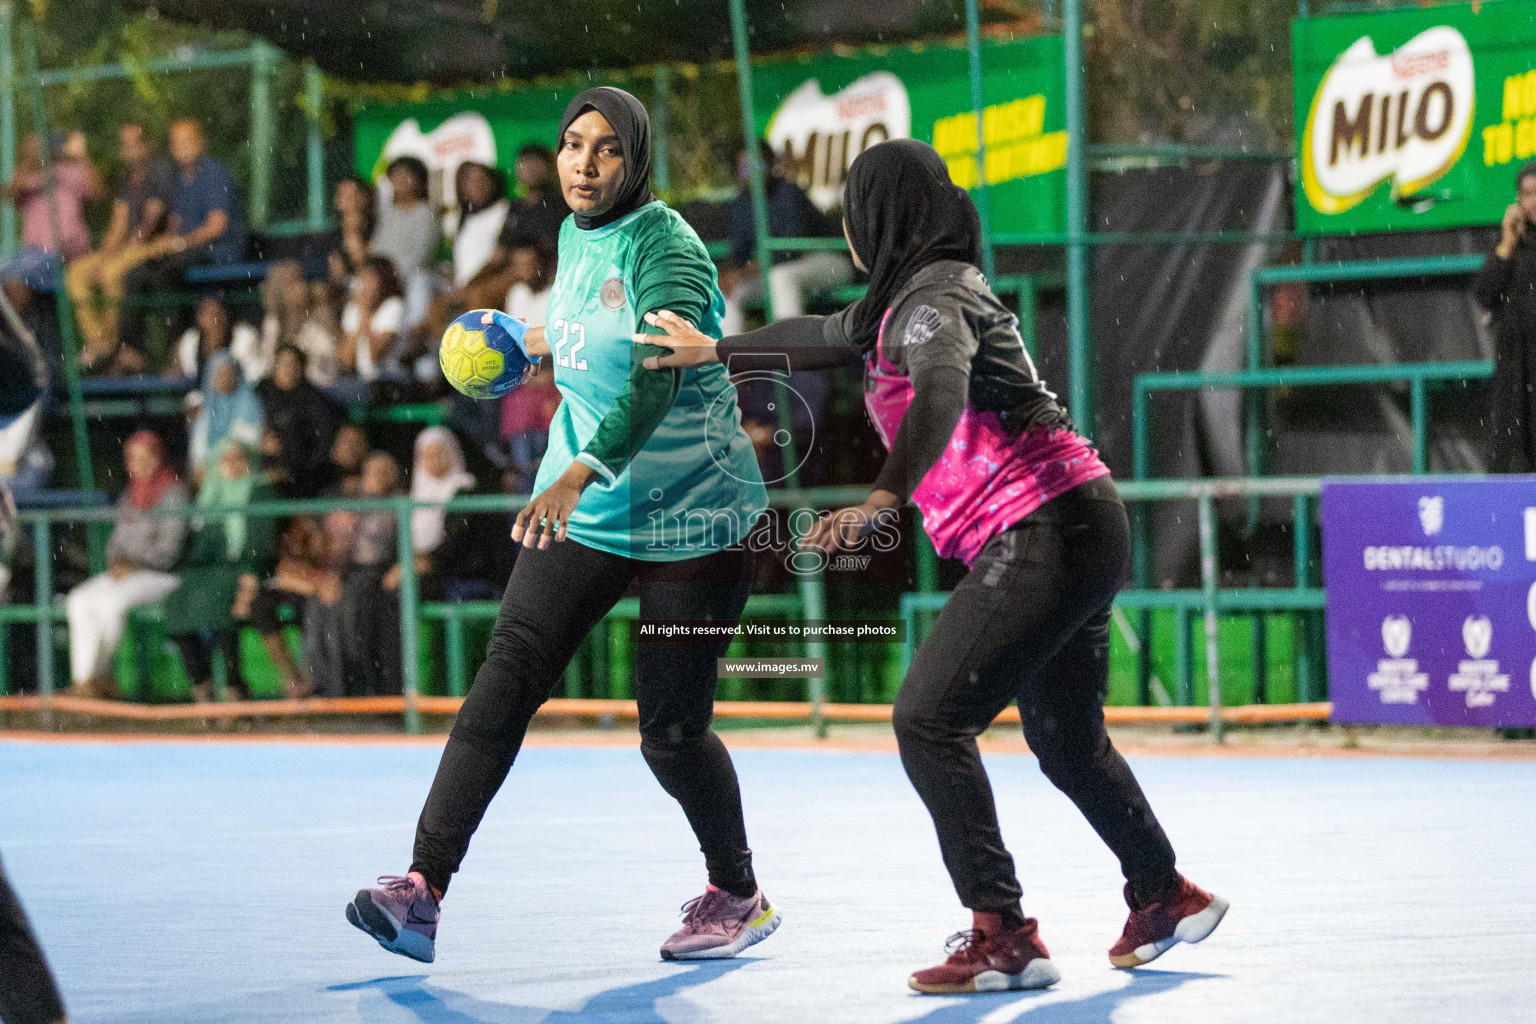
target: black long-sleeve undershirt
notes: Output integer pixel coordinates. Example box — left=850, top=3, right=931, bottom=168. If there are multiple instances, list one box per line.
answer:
left=716, top=306, right=971, bottom=503
left=714, top=315, right=860, bottom=372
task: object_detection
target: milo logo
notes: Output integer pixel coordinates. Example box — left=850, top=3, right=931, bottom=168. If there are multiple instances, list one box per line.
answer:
left=1301, top=26, right=1475, bottom=215
left=766, top=73, right=912, bottom=210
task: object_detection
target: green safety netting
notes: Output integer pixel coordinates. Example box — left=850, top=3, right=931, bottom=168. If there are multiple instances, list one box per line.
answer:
left=126, top=0, right=1019, bottom=84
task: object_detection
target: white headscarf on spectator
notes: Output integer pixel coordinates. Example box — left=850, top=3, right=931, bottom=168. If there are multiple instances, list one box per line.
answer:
left=410, top=427, right=475, bottom=553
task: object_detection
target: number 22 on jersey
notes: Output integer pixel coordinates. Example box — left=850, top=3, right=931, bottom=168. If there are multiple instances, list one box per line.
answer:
left=550, top=318, right=588, bottom=371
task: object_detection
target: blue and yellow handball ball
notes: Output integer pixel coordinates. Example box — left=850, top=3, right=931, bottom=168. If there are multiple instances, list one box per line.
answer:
left=439, top=309, right=536, bottom=399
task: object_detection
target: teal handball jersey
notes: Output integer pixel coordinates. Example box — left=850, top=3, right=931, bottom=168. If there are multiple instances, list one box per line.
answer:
left=534, top=201, right=768, bottom=560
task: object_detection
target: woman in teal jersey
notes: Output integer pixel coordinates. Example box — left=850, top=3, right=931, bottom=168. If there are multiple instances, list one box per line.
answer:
left=346, top=87, right=779, bottom=965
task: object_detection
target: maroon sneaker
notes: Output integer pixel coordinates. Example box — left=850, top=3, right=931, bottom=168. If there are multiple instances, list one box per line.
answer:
left=1109, top=874, right=1229, bottom=968
left=908, top=912, right=1061, bottom=994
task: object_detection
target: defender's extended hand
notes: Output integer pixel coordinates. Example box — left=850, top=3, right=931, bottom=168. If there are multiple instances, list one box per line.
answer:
left=632, top=310, right=720, bottom=370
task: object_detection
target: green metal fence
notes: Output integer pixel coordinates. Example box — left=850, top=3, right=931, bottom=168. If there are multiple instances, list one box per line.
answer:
left=1133, top=360, right=1495, bottom=482
left=3, top=477, right=1330, bottom=741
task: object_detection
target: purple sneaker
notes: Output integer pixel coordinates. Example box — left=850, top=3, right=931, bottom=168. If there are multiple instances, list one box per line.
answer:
left=660, top=885, right=781, bottom=961
left=347, top=872, right=439, bottom=963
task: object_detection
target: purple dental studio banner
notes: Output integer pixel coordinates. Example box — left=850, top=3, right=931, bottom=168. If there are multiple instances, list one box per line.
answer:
left=1322, top=477, right=1536, bottom=727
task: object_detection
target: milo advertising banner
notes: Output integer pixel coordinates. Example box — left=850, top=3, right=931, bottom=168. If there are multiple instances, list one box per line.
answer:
left=353, top=89, right=572, bottom=207
left=353, top=37, right=1067, bottom=231
left=751, top=36, right=1067, bottom=233
left=1294, top=1, right=1536, bottom=234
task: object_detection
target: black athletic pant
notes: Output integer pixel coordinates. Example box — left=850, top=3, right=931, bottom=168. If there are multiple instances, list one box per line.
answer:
left=412, top=540, right=755, bottom=898
left=0, top=855, right=66, bottom=1024
left=340, top=567, right=402, bottom=697
left=893, top=476, right=1179, bottom=913
left=171, top=629, right=246, bottom=697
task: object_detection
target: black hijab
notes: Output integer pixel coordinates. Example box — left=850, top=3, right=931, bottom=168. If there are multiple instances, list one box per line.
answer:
left=843, top=139, right=982, bottom=352
left=558, top=86, right=654, bottom=230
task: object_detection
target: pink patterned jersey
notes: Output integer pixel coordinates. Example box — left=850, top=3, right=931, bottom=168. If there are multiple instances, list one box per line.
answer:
left=863, top=286, right=1109, bottom=568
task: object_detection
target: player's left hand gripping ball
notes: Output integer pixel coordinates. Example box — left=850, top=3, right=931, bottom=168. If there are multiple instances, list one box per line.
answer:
left=440, top=309, right=539, bottom=400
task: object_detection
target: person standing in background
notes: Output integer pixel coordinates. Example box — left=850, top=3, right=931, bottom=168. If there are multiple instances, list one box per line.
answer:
left=173, top=294, right=260, bottom=382
left=259, top=261, right=340, bottom=386
left=256, top=345, right=342, bottom=498
left=339, top=255, right=407, bottom=383
left=1474, top=162, right=1536, bottom=473
left=68, top=122, right=174, bottom=373
left=340, top=451, right=404, bottom=697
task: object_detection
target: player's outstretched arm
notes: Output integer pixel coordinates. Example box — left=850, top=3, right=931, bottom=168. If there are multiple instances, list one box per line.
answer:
left=635, top=310, right=859, bottom=373
left=633, top=310, right=719, bottom=369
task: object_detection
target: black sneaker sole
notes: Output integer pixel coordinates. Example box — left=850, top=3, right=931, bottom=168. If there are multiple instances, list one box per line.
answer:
left=349, top=891, right=398, bottom=942
left=348, top=891, right=435, bottom=963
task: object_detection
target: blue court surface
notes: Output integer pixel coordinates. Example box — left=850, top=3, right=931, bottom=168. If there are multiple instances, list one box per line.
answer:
left=2, top=738, right=1533, bottom=1024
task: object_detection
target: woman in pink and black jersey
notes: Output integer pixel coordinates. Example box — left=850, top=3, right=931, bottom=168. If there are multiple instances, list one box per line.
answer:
left=639, top=139, right=1227, bottom=995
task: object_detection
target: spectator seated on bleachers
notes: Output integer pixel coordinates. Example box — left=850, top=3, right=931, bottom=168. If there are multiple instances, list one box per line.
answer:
left=718, top=139, right=852, bottom=335
left=160, top=438, right=274, bottom=704
left=259, top=260, right=340, bottom=387
left=501, top=360, right=559, bottom=496
left=421, top=161, right=510, bottom=352
left=244, top=514, right=330, bottom=699
left=421, top=145, right=567, bottom=355
left=120, top=117, right=248, bottom=374
left=188, top=351, right=263, bottom=480
left=65, top=431, right=187, bottom=699
left=173, top=293, right=259, bottom=382
left=370, top=157, right=439, bottom=330
left=339, top=255, right=407, bottom=387
left=323, top=423, right=369, bottom=499
left=255, top=344, right=343, bottom=499
left=408, top=427, right=499, bottom=601
left=69, top=122, right=175, bottom=374
left=2, top=130, right=102, bottom=323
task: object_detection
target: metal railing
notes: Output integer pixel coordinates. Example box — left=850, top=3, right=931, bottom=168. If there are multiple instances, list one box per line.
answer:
left=905, top=476, right=1327, bottom=742
left=2, top=487, right=867, bottom=734
left=1242, top=254, right=1489, bottom=481
left=0, top=478, right=1334, bottom=741
left=1133, top=360, right=1494, bottom=481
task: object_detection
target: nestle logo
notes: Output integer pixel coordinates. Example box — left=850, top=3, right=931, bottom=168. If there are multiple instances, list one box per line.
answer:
left=835, top=93, right=887, bottom=120
left=1392, top=50, right=1449, bottom=79
left=432, top=135, right=480, bottom=157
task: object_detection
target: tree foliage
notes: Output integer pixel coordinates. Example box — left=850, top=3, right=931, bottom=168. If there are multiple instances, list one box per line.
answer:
left=28, top=1, right=320, bottom=223
left=1086, top=0, right=1297, bottom=150
left=21, top=0, right=1306, bottom=212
